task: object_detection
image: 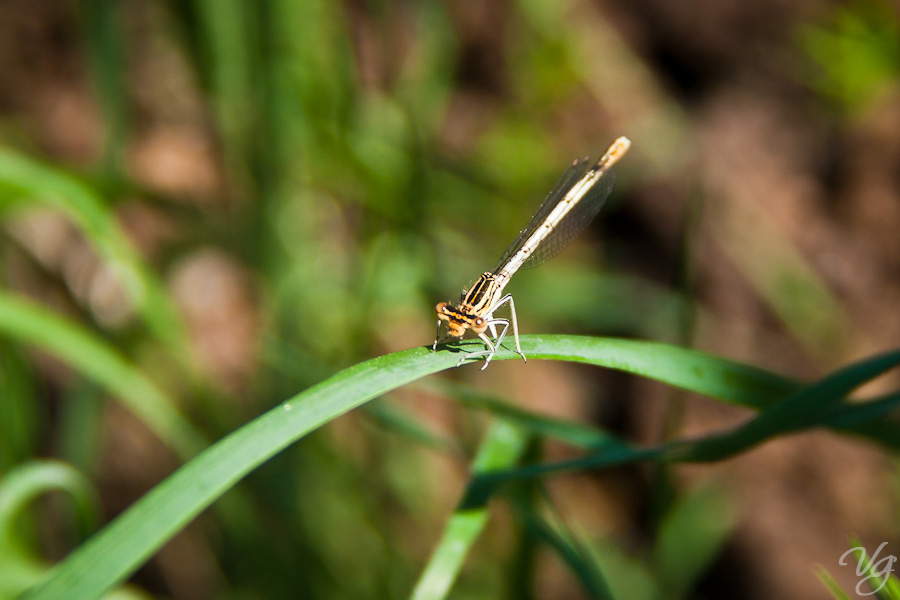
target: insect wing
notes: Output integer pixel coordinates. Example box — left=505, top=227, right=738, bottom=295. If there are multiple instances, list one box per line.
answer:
left=520, top=167, right=615, bottom=269
left=492, top=158, right=592, bottom=273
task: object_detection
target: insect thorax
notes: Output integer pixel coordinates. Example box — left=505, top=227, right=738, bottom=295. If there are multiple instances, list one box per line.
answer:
left=460, top=272, right=500, bottom=315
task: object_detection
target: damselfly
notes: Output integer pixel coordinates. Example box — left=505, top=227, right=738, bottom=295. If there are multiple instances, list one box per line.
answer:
left=433, top=136, right=631, bottom=369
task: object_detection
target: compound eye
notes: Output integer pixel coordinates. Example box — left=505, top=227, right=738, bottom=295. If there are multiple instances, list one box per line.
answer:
left=474, top=317, right=485, bottom=327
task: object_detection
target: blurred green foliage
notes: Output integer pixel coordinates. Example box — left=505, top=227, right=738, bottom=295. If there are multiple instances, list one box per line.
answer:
left=798, top=1, right=900, bottom=113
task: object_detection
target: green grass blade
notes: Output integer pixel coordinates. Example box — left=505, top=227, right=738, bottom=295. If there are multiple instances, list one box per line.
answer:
left=189, top=0, right=255, bottom=171
left=464, top=335, right=803, bottom=409
left=588, top=537, right=665, bottom=600
left=0, top=293, right=205, bottom=458
left=466, top=345, right=900, bottom=492
left=796, top=349, right=900, bottom=410
left=15, top=335, right=824, bottom=600
left=83, top=0, right=129, bottom=171
left=823, top=391, right=900, bottom=428
left=58, top=384, right=107, bottom=473
left=847, top=536, right=900, bottom=600
left=0, top=341, right=39, bottom=471
left=681, top=348, right=900, bottom=461
left=0, top=149, right=188, bottom=356
left=815, top=565, right=854, bottom=600
left=0, top=461, right=100, bottom=554
left=511, top=496, right=613, bottom=599
left=0, top=461, right=102, bottom=598
left=410, top=420, right=528, bottom=600
left=22, top=346, right=444, bottom=600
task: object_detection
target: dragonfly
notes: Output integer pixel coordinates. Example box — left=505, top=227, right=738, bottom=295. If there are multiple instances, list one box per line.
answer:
left=432, top=136, right=631, bottom=369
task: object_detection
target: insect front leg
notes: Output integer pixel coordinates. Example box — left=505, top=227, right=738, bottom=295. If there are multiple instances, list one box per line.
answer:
left=432, top=318, right=444, bottom=350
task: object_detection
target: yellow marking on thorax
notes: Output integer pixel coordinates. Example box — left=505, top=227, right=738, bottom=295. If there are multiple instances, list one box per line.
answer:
left=460, top=273, right=501, bottom=316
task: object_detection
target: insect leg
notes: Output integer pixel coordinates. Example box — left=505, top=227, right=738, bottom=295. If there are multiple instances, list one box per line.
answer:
left=489, top=294, right=526, bottom=362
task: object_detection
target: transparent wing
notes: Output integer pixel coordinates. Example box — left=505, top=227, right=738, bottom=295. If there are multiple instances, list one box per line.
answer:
left=492, top=160, right=616, bottom=273
left=518, top=168, right=615, bottom=269
left=491, top=158, right=592, bottom=272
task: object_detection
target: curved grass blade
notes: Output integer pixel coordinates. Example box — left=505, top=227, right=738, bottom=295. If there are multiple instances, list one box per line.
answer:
left=492, top=335, right=803, bottom=409
left=822, top=391, right=900, bottom=429
left=0, top=461, right=100, bottom=552
left=679, top=348, right=900, bottom=461
left=410, top=421, right=528, bottom=600
left=467, top=346, right=900, bottom=496
left=18, top=335, right=822, bottom=600
left=0, top=293, right=205, bottom=458
left=0, top=461, right=99, bottom=598
left=0, top=149, right=189, bottom=358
